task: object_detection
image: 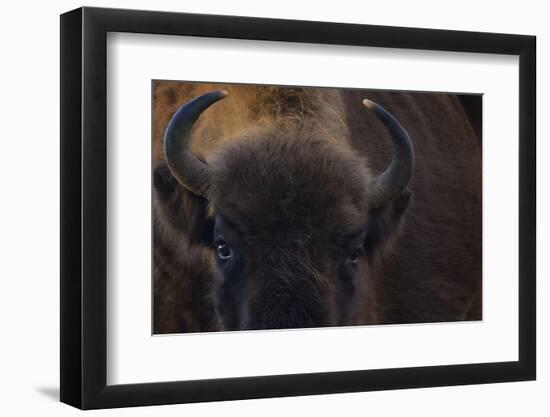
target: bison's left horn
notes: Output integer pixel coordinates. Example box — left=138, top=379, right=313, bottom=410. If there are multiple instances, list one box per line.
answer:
left=362, top=98, right=415, bottom=209
left=163, top=90, right=228, bottom=198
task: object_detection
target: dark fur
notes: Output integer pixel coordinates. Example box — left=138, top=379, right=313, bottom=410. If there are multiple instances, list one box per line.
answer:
left=152, top=82, right=482, bottom=333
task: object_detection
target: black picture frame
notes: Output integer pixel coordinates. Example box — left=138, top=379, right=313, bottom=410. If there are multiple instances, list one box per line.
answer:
left=60, top=6, right=536, bottom=410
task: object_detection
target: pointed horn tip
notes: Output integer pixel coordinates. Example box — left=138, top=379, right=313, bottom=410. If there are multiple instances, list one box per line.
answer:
left=219, top=90, right=229, bottom=97
left=362, top=98, right=376, bottom=110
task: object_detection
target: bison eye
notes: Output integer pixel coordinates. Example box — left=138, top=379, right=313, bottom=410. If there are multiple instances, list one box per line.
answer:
left=217, top=242, right=233, bottom=260
left=347, top=249, right=362, bottom=264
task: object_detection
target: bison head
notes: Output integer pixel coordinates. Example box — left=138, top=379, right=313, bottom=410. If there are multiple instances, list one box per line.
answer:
left=160, top=90, right=414, bottom=330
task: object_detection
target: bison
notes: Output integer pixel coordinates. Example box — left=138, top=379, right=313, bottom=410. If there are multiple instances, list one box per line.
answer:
left=152, top=82, right=482, bottom=333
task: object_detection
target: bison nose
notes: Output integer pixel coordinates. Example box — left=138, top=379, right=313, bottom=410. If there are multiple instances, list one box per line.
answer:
left=249, top=296, right=326, bottom=330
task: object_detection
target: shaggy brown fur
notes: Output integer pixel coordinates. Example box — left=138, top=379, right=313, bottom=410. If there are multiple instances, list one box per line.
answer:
left=152, top=81, right=481, bottom=333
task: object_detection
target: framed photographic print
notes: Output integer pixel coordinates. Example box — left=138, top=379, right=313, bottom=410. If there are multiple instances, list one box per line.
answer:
left=60, top=6, right=536, bottom=409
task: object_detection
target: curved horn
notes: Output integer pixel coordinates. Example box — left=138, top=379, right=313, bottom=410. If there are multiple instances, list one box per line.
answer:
left=362, top=98, right=415, bottom=209
left=163, top=90, right=228, bottom=197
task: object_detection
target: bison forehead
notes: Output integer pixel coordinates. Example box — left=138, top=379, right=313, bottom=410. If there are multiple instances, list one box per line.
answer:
left=207, top=131, right=371, bottom=238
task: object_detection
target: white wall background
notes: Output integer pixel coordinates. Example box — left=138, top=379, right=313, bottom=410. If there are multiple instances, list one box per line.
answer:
left=0, top=0, right=546, bottom=415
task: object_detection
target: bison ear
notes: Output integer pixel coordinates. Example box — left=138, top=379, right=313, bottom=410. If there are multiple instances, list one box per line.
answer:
left=364, top=189, right=411, bottom=256
left=153, top=164, right=179, bottom=195
left=153, top=164, right=214, bottom=246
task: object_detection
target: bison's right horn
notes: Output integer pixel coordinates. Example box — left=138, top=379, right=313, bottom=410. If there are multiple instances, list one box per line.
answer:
left=163, top=90, right=228, bottom=198
left=362, top=98, right=415, bottom=209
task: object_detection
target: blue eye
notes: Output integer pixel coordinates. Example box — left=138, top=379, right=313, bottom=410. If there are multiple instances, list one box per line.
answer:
left=217, top=242, right=233, bottom=260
